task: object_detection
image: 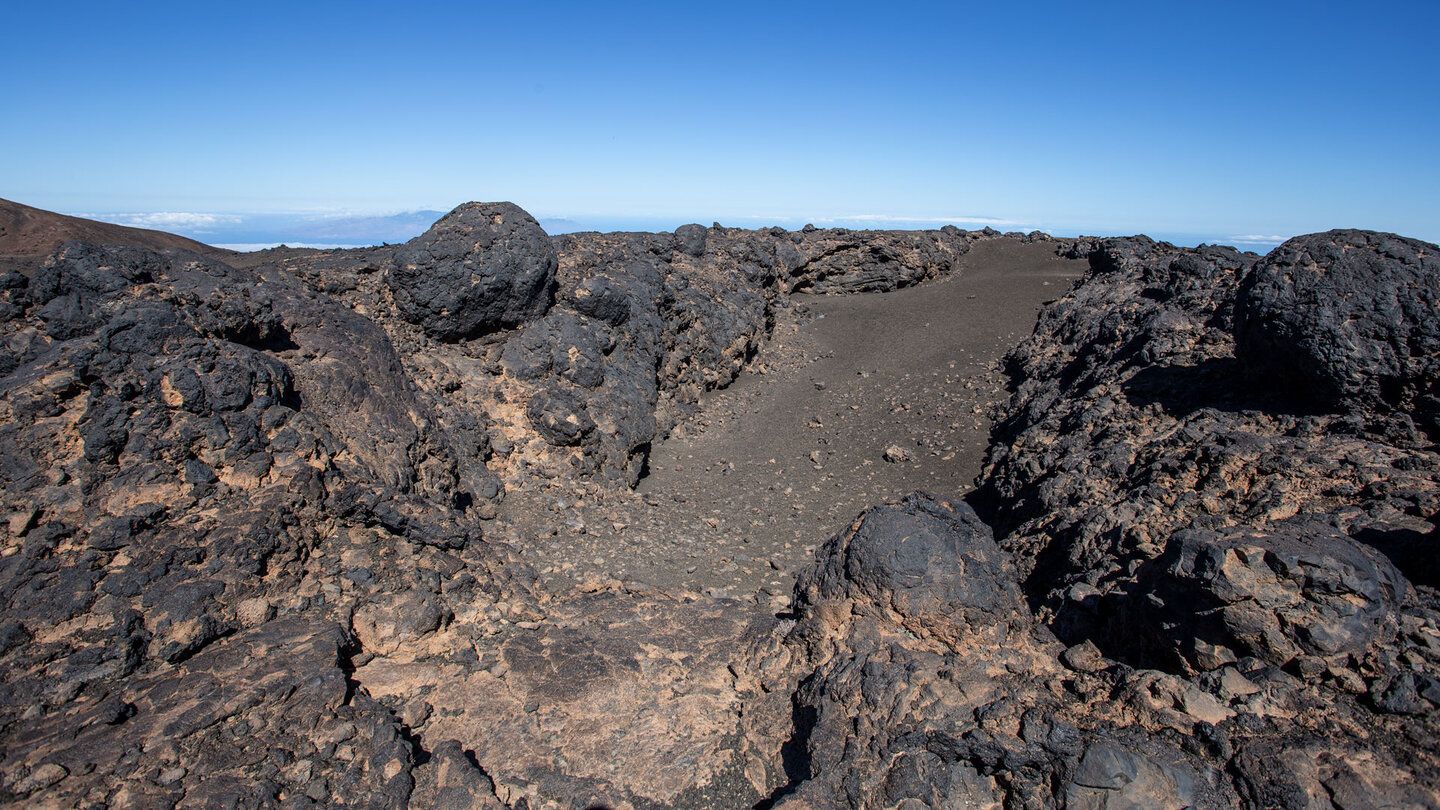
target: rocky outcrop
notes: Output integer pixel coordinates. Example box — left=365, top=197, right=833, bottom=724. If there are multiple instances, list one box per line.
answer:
left=792, top=492, right=1025, bottom=650
left=771, top=493, right=1237, bottom=809
left=0, top=205, right=995, bottom=807
left=263, top=217, right=974, bottom=489
left=1235, top=229, right=1440, bottom=429
left=0, top=237, right=532, bottom=805
left=977, top=231, right=1440, bottom=806
left=1122, top=519, right=1410, bottom=672
left=3, top=202, right=1438, bottom=808
left=390, top=202, right=558, bottom=341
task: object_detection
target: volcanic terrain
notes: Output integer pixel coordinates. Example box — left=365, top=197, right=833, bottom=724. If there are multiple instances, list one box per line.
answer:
left=0, top=198, right=1436, bottom=809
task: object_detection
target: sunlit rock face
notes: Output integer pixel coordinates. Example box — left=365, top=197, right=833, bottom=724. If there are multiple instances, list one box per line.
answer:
left=0, top=199, right=1436, bottom=808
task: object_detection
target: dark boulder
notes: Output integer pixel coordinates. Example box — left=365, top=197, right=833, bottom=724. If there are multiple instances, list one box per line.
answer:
left=568, top=274, right=633, bottom=326
left=28, top=242, right=165, bottom=340
left=1235, top=230, right=1440, bottom=421
left=526, top=388, right=596, bottom=446
left=1062, top=739, right=1203, bottom=809
left=389, top=202, right=557, bottom=340
left=795, top=492, right=1027, bottom=647
left=500, top=310, right=614, bottom=389
left=1119, top=518, right=1409, bottom=673
left=673, top=223, right=707, bottom=257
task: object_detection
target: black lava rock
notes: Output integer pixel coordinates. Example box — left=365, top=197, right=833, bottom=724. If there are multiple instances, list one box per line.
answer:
left=1235, top=230, right=1440, bottom=420
left=389, top=202, right=557, bottom=340
left=795, top=492, right=1027, bottom=646
left=526, top=388, right=596, bottom=446
left=674, top=223, right=708, bottom=257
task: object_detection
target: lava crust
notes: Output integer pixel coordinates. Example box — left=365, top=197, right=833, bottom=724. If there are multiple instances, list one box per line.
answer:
left=0, top=200, right=1436, bottom=809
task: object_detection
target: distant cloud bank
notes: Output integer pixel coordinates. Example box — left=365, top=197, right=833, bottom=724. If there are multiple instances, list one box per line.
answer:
left=76, top=210, right=447, bottom=249
left=1227, top=234, right=1290, bottom=247
left=92, top=212, right=245, bottom=231
left=803, top=214, right=1034, bottom=228
left=67, top=207, right=1296, bottom=254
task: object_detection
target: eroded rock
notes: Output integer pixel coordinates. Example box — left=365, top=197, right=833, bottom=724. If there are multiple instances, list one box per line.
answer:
left=5, top=204, right=1439, bottom=809
left=1236, top=229, right=1440, bottom=424
left=390, top=202, right=558, bottom=340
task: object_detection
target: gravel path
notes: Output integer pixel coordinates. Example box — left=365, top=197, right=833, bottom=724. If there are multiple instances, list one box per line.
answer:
left=497, top=238, right=1086, bottom=601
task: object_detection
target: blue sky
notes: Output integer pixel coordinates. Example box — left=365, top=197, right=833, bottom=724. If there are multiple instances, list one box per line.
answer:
left=3, top=1, right=1437, bottom=250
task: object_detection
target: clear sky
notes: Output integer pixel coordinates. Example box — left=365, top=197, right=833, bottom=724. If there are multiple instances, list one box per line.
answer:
left=3, top=1, right=1437, bottom=249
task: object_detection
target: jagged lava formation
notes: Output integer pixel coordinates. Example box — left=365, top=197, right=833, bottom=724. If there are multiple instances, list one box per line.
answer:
left=0, top=197, right=1436, bottom=808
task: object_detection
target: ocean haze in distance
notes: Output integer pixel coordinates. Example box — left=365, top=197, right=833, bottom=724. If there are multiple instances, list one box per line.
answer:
left=71, top=208, right=1296, bottom=254
left=73, top=210, right=448, bottom=252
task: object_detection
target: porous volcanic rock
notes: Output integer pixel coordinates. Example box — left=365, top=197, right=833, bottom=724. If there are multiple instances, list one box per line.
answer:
left=0, top=236, right=536, bottom=805
left=793, top=492, right=1025, bottom=649
left=979, top=231, right=1440, bottom=806
left=772, top=493, right=1237, bottom=809
left=1122, top=518, right=1412, bottom=673
left=267, top=216, right=973, bottom=489
left=390, top=202, right=558, bottom=340
left=0, top=205, right=1000, bottom=808
left=1235, top=229, right=1440, bottom=428
left=4, top=202, right=1439, bottom=809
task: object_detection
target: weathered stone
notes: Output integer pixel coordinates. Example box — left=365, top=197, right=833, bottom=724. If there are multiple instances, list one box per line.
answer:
left=389, top=202, right=557, bottom=340
left=1236, top=230, right=1440, bottom=421
left=4, top=202, right=1438, bottom=809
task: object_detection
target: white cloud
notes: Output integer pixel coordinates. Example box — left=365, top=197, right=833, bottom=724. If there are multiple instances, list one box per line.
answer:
left=86, top=212, right=244, bottom=232
left=736, top=213, right=1033, bottom=228
left=1227, top=234, right=1290, bottom=245
left=211, top=242, right=361, bottom=252
left=827, top=214, right=1030, bottom=227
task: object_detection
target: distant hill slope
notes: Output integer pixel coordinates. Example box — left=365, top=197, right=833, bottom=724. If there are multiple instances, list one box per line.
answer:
left=0, top=197, right=234, bottom=263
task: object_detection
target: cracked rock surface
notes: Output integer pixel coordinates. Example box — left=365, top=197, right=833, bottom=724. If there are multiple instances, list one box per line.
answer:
left=1, top=198, right=1437, bottom=808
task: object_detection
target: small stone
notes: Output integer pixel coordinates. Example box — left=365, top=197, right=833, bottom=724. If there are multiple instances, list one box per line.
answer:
left=156, top=766, right=187, bottom=786
left=1061, top=641, right=1105, bottom=673
left=1290, top=655, right=1327, bottom=679
left=7, top=508, right=39, bottom=537
left=883, top=444, right=912, bottom=463
left=235, top=597, right=274, bottom=628
left=1329, top=667, right=1367, bottom=694
left=16, top=762, right=68, bottom=793
left=401, top=701, right=432, bottom=729
left=1217, top=668, right=1262, bottom=700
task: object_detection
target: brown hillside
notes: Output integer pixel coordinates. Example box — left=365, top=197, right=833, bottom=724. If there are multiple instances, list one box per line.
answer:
left=0, top=197, right=234, bottom=265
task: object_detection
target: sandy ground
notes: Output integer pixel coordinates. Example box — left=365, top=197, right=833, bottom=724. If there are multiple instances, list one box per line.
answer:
left=495, top=238, right=1087, bottom=602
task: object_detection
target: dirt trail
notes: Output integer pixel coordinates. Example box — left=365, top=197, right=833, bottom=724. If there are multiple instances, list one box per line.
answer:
left=497, top=238, right=1086, bottom=601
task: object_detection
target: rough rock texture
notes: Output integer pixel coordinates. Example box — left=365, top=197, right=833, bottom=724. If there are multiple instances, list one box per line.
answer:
left=0, top=238, right=539, bottom=805
left=389, top=202, right=559, bottom=341
left=1235, top=229, right=1440, bottom=428
left=267, top=219, right=971, bottom=490
left=771, top=493, right=1236, bottom=809
left=980, top=232, right=1440, bottom=806
left=793, top=492, right=1025, bottom=649
left=0, top=206, right=989, bottom=808
left=3, top=203, right=1438, bottom=808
